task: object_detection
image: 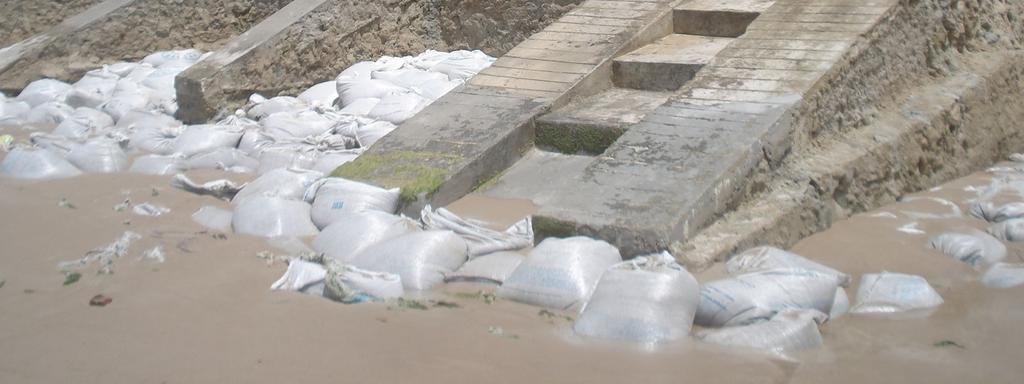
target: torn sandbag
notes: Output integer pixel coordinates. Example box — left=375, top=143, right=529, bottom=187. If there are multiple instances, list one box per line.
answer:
left=981, top=262, right=1024, bottom=289
left=16, top=79, right=72, bottom=107
left=970, top=201, right=1024, bottom=223
left=132, top=203, right=169, bottom=217
left=695, top=269, right=839, bottom=327
left=421, top=205, right=533, bottom=257
left=928, top=229, right=1007, bottom=270
left=66, top=138, right=129, bottom=173
left=348, top=230, right=468, bottom=290
left=233, top=196, right=319, bottom=238
left=0, top=147, right=81, bottom=180
left=191, top=205, right=233, bottom=232
left=58, top=231, right=141, bottom=274
left=445, top=251, right=524, bottom=284
left=232, top=168, right=323, bottom=204
left=129, top=154, right=186, bottom=175
left=271, top=259, right=326, bottom=296
left=172, top=124, right=244, bottom=157
left=324, top=262, right=404, bottom=303
left=498, top=237, right=623, bottom=310
left=725, top=246, right=850, bottom=286
left=573, top=252, right=700, bottom=343
left=312, top=210, right=419, bottom=263
left=849, top=272, right=943, bottom=314
left=696, top=309, right=827, bottom=356
left=171, top=174, right=245, bottom=200
left=988, top=219, right=1024, bottom=242
left=306, top=177, right=400, bottom=229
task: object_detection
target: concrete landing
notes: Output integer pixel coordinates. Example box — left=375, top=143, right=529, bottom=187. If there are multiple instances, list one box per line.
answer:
left=674, top=0, right=774, bottom=37
left=535, top=88, right=671, bottom=154
left=613, top=34, right=733, bottom=91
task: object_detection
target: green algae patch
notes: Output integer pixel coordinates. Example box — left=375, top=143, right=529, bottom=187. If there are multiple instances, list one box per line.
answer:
left=332, top=151, right=462, bottom=203
left=535, top=122, right=624, bottom=155
left=532, top=216, right=578, bottom=239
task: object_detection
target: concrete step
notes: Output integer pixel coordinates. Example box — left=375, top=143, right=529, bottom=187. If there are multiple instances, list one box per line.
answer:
left=674, top=0, right=775, bottom=37
left=612, top=34, right=733, bottom=91
left=535, top=88, right=671, bottom=155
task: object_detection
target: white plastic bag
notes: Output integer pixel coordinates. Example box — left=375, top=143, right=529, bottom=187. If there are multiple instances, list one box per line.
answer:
left=191, top=205, right=234, bottom=232
left=324, top=262, right=404, bottom=303
left=697, top=309, right=827, bottom=356
left=988, top=219, right=1024, bottom=242
left=928, top=229, right=1007, bottom=269
left=271, top=259, right=326, bottom=296
left=312, top=210, right=419, bottom=263
left=445, top=251, right=524, bottom=284
left=232, top=168, right=323, bottom=204
left=232, top=196, right=319, bottom=238
left=695, top=269, right=839, bottom=327
left=421, top=205, right=533, bottom=257
left=306, top=177, right=400, bottom=229
left=498, top=237, right=622, bottom=310
left=66, top=138, right=128, bottom=173
left=573, top=252, right=700, bottom=343
left=849, top=272, right=943, bottom=314
left=16, top=79, right=72, bottom=107
left=349, top=230, right=469, bottom=290
left=981, top=263, right=1024, bottom=289
left=0, top=147, right=81, bottom=179
left=726, top=246, right=851, bottom=286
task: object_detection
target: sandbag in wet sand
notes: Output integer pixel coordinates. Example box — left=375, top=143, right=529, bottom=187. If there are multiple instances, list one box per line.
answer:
left=498, top=237, right=622, bottom=310
left=348, top=230, right=468, bottom=290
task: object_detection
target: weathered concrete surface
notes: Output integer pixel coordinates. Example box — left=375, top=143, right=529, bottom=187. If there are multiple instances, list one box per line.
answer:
left=613, top=33, right=732, bottom=90
left=535, top=88, right=670, bottom=154
left=177, top=0, right=584, bottom=122
left=0, top=0, right=291, bottom=91
left=0, top=0, right=103, bottom=47
left=673, top=0, right=774, bottom=37
left=339, top=0, right=682, bottom=213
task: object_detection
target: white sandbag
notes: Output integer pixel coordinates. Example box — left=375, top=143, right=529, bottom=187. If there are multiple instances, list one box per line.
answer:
left=100, top=94, right=149, bottom=123
left=53, top=107, right=115, bottom=139
left=116, top=109, right=179, bottom=131
left=245, top=95, right=307, bottom=120
left=172, top=124, right=244, bottom=157
left=28, top=133, right=75, bottom=155
left=16, top=79, right=72, bottom=107
left=413, top=78, right=461, bottom=101
left=123, top=63, right=157, bottom=83
left=406, top=50, right=453, bottom=70
left=445, top=251, right=525, bottom=284
left=66, top=138, right=128, bottom=173
left=421, top=205, right=533, bottom=257
left=971, top=201, right=1024, bottom=223
left=726, top=246, right=851, bottom=286
left=312, top=210, right=419, bottom=263
left=336, top=61, right=390, bottom=82
left=0, top=100, right=31, bottom=125
left=498, top=237, right=623, bottom=310
left=191, top=205, right=233, bottom=232
left=988, top=219, right=1024, bottom=242
left=312, top=150, right=360, bottom=174
left=232, top=168, right=323, bottom=204
left=981, top=262, right=1024, bottom=289
left=695, top=269, right=839, bottom=327
left=298, top=81, right=338, bottom=106
left=140, top=64, right=189, bottom=104
left=105, top=62, right=140, bottom=77
left=366, top=93, right=428, bottom=124
left=830, top=287, right=849, bottom=320
left=349, top=230, right=469, bottom=290
left=237, top=128, right=273, bottom=155
left=271, top=259, right=326, bottom=296
left=66, top=69, right=120, bottom=108
left=306, top=177, right=400, bottom=229
left=354, top=120, right=396, bottom=148
left=261, top=110, right=335, bottom=139
left=183, top=147, right=259, bottom=172
left=429, top=50, right=494, bottom=81
left=337, top=97, right=380, bottom=116
left=573, top=252, right=700, bottom=343
left=256, top=147, right=319, bottom=174
left=697, top=309, right=827, bottom=356
left=324, top=263, right=404, bottom=303
left=233, top=196, right=319, bottom=238
left=129, top=154, right=185, bottom=175
left=336, top=79, right=408, bottom=107
left=26, top=102, right=74, bottom=126
left=142, top=49, right=204, bottom=68
left=849, top=272, right=943, bottom=314
left=0, top=147, right=81, bottom=179
left=928, top=229, right=1007, bottom=269
left=371, top=69, right=448, bottom=90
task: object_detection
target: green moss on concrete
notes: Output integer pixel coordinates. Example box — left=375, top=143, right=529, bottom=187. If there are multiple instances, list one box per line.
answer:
left=532, top=216, right=578, bottom=239
left=332, top=150, right=462, bottom=204
left=536, top=121, right=624, bottom=155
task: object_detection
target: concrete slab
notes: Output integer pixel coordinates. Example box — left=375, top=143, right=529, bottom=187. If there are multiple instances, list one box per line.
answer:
left=535, top=88, right=671, bottom=154
left=674, top=0, right=775, bottom=37
left=613, top=34, right=733, bottom=91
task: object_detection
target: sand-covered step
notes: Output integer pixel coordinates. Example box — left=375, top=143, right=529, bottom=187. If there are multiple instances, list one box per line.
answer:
left=612, top=34, right=733, bottom=91
left=673, top=0, right=775, bottom=37
left=535, top=88, right=670, bottom=155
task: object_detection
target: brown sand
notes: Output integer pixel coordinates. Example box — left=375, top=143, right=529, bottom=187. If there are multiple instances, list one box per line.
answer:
left=0, top=164, right=1023, bottom=383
